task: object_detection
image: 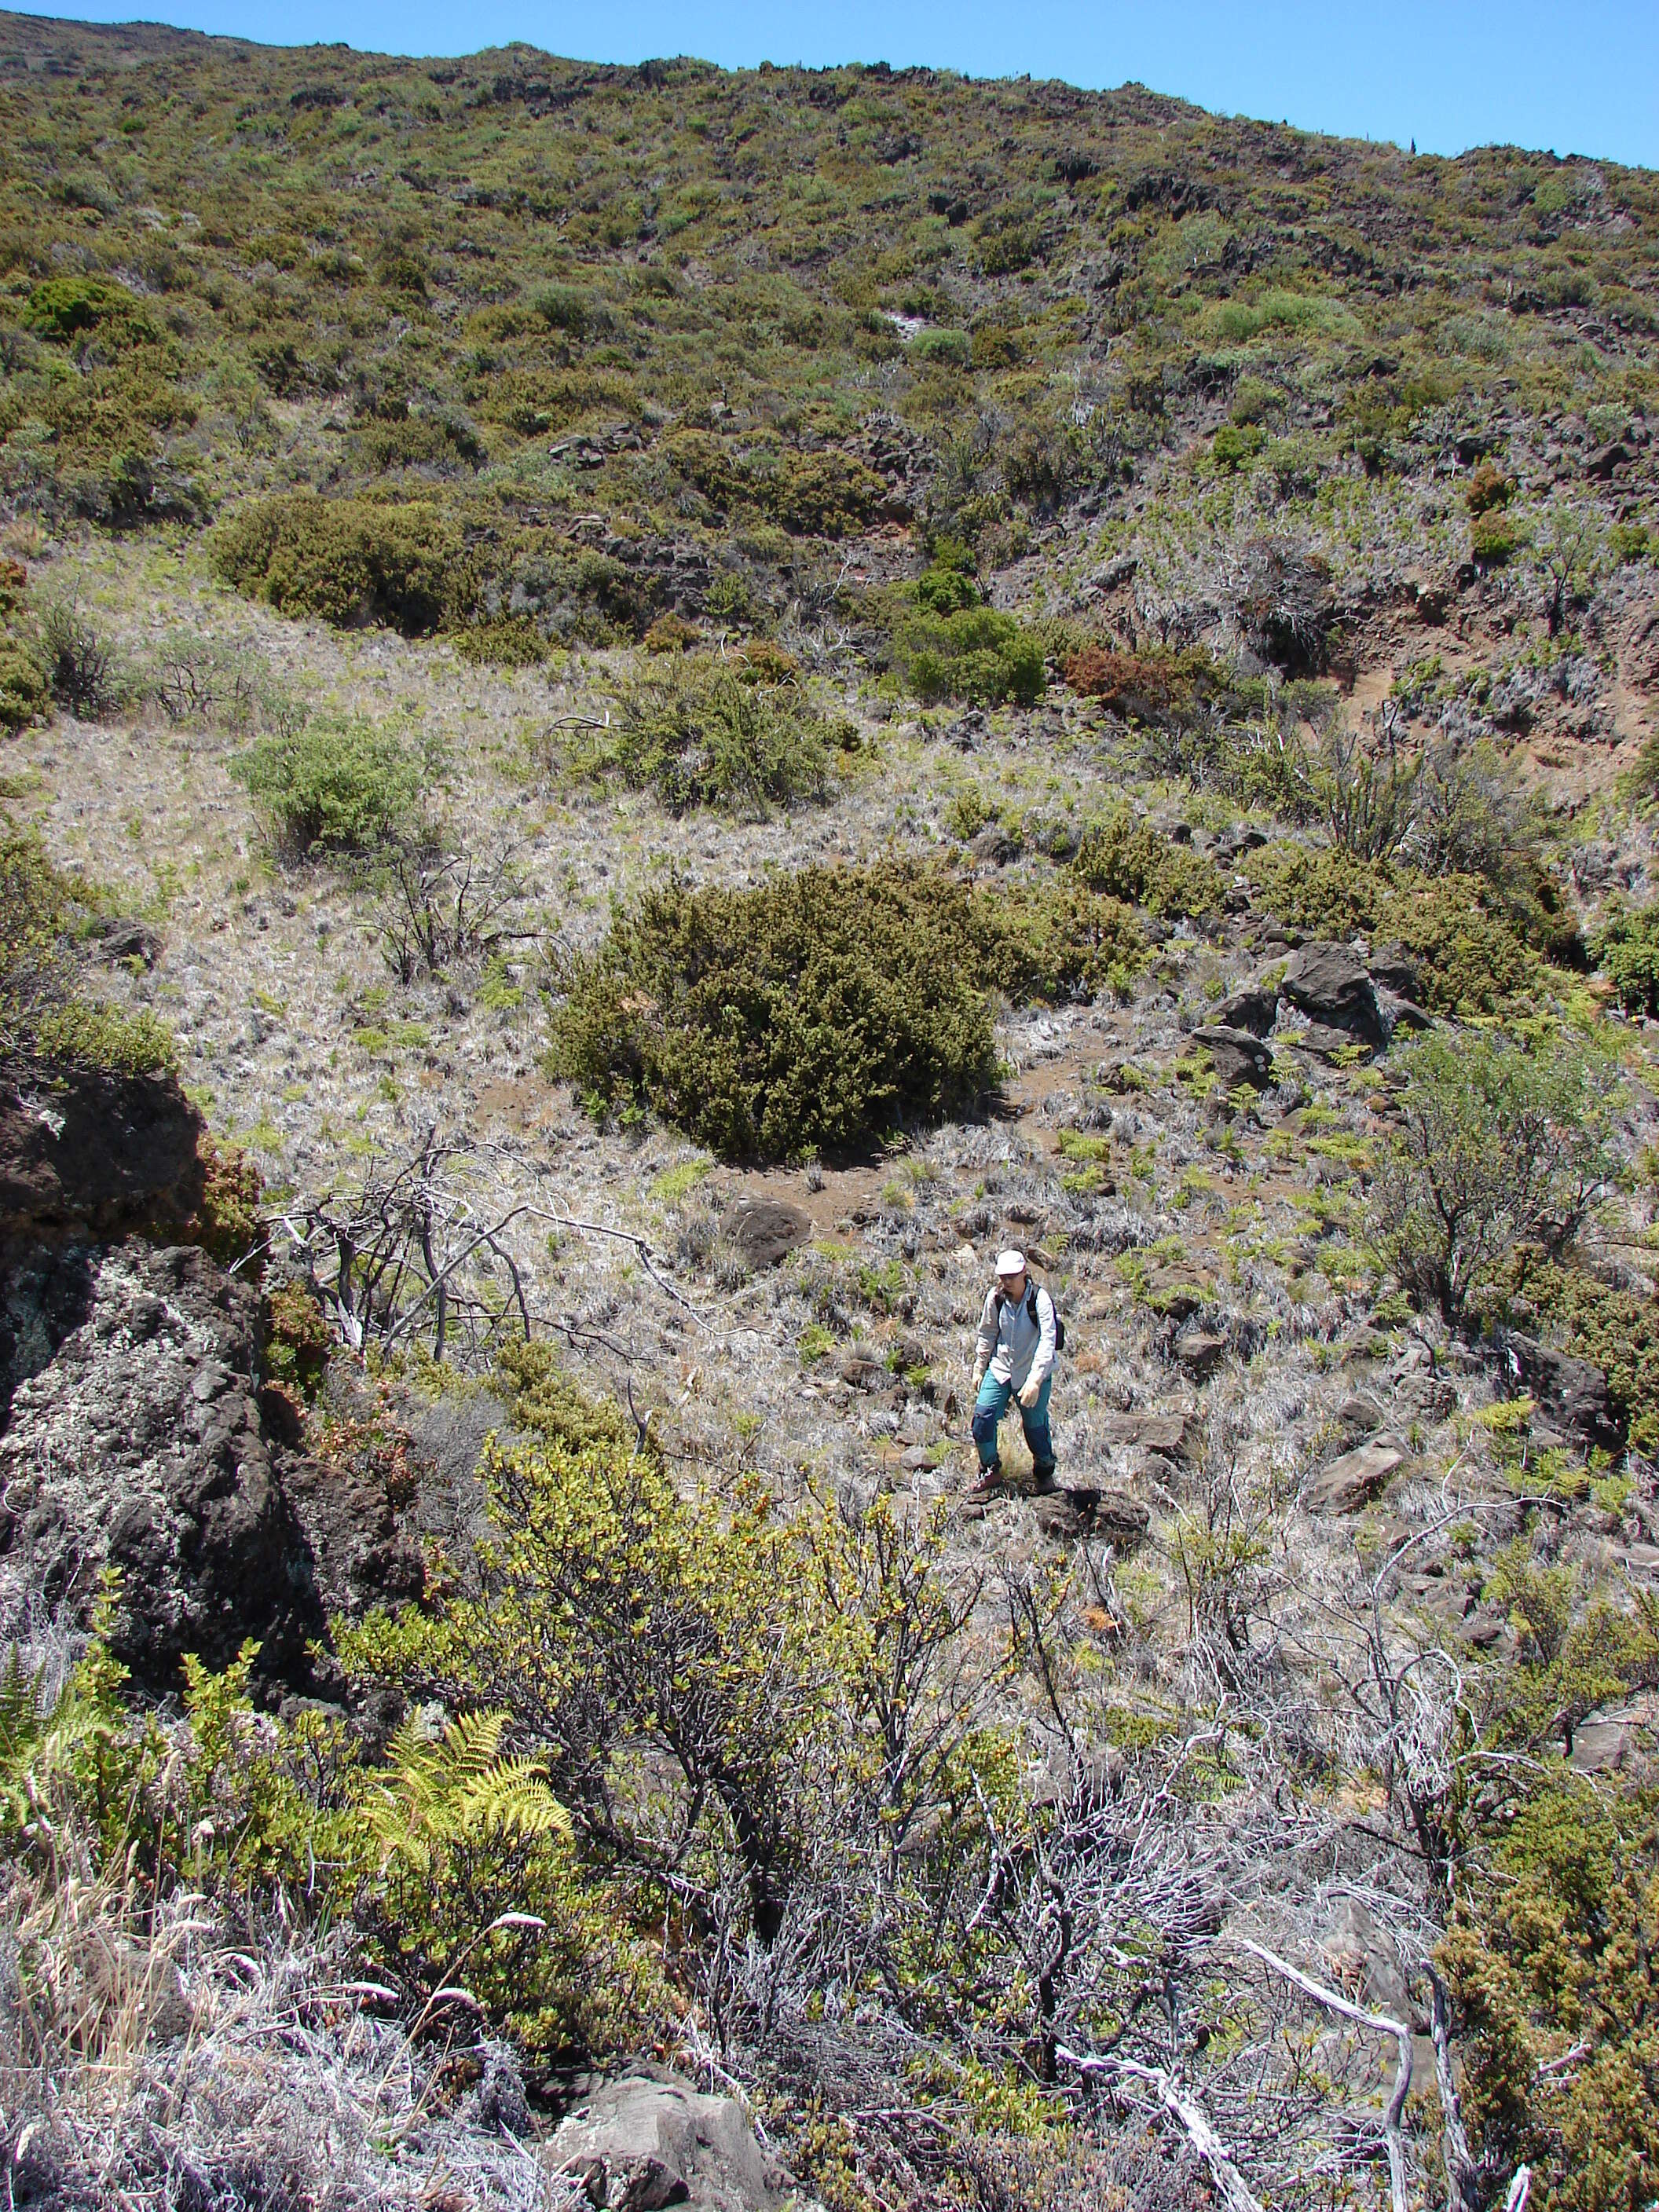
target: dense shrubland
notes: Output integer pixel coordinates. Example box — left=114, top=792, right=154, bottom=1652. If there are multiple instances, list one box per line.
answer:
left=7, top=1353, right=1659, bottom=2210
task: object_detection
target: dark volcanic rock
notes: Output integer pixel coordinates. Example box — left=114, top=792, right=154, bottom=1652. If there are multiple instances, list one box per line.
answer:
left=1305, top=1437, right=1406, bottom=1514
left=725, top=1196, right=812, bottom=1269
left=1193, top=1024, right=1274, bottom=1088
left=1033, top=1486, right=1150, bottom=1544
left=0, top=1066, right=206, bottom=1253
left=1213, top=981, right=1280, bottom=1038
left=1366, top=943, right=1421, bottom=1001
left=1494, top=1330, right=1626, bottom=1454
left=0, top=1240, right=416, bottom=1695
left=539, top=2070, right=800, bottom=2211
left=1280, top=942, right=1383, bottom=1046
left=0, top=1240, right=309, bottom=1690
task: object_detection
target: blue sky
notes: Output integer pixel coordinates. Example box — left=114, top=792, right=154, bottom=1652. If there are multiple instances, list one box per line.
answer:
left=39, top=0, right=1659, bottom=169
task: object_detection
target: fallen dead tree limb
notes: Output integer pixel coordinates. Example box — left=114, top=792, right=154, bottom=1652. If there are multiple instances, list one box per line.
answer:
left=1236, top=1938, right=1412, bottom=2212
left=1053, top=2046, right=1265, bottom=2212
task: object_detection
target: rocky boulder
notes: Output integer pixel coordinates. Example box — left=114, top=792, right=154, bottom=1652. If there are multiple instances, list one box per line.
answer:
left=1212, top=981, right=1280, bottom=1038
left=1280, top=943, right=1383, bottom=1047
left=1192, top=1024, right=1274, bottom=1090
left=1304, top=1437, right=1407, bottom=1514
left=540, top=2071, right=805, bottom=2211
left=0, top=1065, right=207, bottom=1255
left=723, top=1197, right=812, bottom=1270
left=0, top=1240, right=417, bottom=1695
left=1494, top=1330, right=1626, bottom=1454
left=0, top=1240, right=310, bottom=1690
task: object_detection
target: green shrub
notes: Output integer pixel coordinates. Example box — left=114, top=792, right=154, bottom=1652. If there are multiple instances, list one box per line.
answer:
left=1251, top=846, right=1539, bottom=1013
left=589, top=655, right=838, bottom=815
left=1594, top=901, right=1659, bottom=1016
left=548, top=862, right=1001, bottom=1161
left=214, top=493, right=465, bottom=635
left=1445, top=1782, right=1659, bottom=2212
left=1212, top=422, right=1264, bottom=471
left=1470, top=510, right=1521, bottom=566
left=1071, top=804, right=1224, bottom=918
left=230, top=716, right=436, bottom=855
left=21, top=274, right=152, bottom=343
left=453, top=616, right=550, bottom=666
left=1523, top=1262, right=1659, bottom=1456
left=884, top=572, right=1045, bottom=707
left=1368, top=1031, right=1620, bottom=1324
left=0, top=639, right=47, bottom=735
left=1610, top=521, right=1651, bottom=564
left=760, top=449, right=884, bottom=537
left=972, top=877, right=1145, bottom=1002
left=943, top=785, right=997, bottom=841
left=0, top=828, right=173, bottom=1073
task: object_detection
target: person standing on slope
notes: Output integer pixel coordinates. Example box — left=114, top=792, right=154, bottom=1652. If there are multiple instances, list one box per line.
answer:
left=970, top=1248, right=1059, bottom=1489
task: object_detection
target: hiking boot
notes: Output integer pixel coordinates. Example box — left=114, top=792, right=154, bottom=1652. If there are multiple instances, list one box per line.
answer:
left=967, top=1456, right=1004, bottom=1498
left=1031, top=1459, right=1059, bottom=1493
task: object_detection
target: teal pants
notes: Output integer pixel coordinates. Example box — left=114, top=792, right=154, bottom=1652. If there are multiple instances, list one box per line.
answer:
left=972, top=1371, right=1053, bottom=1472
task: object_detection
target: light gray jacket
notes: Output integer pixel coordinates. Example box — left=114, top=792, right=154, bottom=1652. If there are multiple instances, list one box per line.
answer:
left=974, top=1281, right=1057, bottom=1392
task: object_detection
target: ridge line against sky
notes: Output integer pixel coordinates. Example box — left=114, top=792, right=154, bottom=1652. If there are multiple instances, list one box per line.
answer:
left=18, top=0, right=1659, bottom=170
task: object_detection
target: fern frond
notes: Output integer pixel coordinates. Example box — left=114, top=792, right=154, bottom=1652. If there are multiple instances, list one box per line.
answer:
left=0, top=1646, right=48, bottom=1768
left=368, top=1708, right=566, bottom=1872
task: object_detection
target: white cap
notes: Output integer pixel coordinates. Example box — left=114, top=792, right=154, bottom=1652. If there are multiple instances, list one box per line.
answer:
left=995, top=1249, right=1027, bottom=1276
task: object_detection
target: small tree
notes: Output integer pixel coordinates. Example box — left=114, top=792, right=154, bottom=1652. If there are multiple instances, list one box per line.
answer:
left=1533, top=502, right=1605, bottom=638
left=1368, top=1031, right=1621, bottom=1324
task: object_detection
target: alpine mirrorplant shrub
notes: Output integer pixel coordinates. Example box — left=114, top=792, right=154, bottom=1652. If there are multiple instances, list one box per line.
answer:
left=548, top=862, right=1002, bottom=1161
left=230, top=716, right=438, bottom=857
left=1594, top=900, right=1659, bottom=1016
left=1071, top=804, right=1225, bottom=919
left=1443, top=1782, right=1659, bottom=2212
left=591, top=655, right=840, bottom=815
left=974, top=877, right=1146, bottom=1002
left=1522, top=1262, right=1659, bottom=1456
left=1250, top=846, right=1539, bottom=1013
left=214, top=493, right=465, bottom=635
left=0, top=827, right=173, bottom=1073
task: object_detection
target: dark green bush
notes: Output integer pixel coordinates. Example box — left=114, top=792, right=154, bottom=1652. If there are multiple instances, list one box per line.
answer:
left=230, top=716, right=436, bottom=856
left=760, top=449, right=884, bottom=537
left=1251, top=846, right=1538, bottom=1013
left=0, top=828, right=172, bottom=1072
left=21, top=275, right=152, bottom=344
left=1445, top=1783, right=1659, bottom=2212
left=214, top=494, right=465, bottom=634
left=1594, top=901, right=1659, bottom=1016
left=870, top=559, right=1045, bottom=707
left=972, top=878, right=1145, bottom=1002
left=1368, top=1031, right=1618, bottom=1324
left=1522, top=1262, right=1659, bottom=1456
left=1071, top=804, right=1225, bottom=918
left=0, top=641, right=47, bottom=736
left=548, top=863, right=1001, bottom=1160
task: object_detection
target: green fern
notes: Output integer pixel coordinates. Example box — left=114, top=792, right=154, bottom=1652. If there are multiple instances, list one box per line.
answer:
left=366, top=1707, right=569, bottom=1873
left=0, top=1645, right=49, bottom=1773
left=0, top=1645, right=113, bottom=1837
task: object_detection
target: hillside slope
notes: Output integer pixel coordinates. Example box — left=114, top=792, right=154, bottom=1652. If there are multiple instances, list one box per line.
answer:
left=1, top=16, right=1658, bottom=2212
